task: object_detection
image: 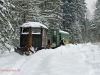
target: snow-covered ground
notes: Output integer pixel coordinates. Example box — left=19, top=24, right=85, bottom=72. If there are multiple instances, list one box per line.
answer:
left=0, top=43, right=100, bottom=75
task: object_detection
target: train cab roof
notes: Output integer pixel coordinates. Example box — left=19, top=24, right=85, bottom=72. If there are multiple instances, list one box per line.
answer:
left=59, top=30, right=69, bottom=34
left=20, top=22, right=48, bottom=29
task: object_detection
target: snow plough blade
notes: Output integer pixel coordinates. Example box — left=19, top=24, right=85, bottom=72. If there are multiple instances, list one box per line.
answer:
left=14, top=47, right=31, bottom=56
left=14, top=47, right=24, bottom=55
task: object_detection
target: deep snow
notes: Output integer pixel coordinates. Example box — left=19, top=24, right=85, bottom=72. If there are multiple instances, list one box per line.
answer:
left=0, top=43, right=100, bottom=75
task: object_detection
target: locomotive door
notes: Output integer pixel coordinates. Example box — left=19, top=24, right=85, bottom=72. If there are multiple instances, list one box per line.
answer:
left=20, top=34, right=28, bottom=47
left=32, top=35, right=42, bottom=48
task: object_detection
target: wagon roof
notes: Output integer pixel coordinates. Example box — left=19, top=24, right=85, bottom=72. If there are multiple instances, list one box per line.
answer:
left=21, top=22, right=48, bottom=29
left=59, top=30, right=69, bottom=34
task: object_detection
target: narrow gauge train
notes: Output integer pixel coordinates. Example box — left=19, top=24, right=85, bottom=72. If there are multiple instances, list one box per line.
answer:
left=15, top=22, right=70, bottom=55
left=47, top=28, right=70, bottom=48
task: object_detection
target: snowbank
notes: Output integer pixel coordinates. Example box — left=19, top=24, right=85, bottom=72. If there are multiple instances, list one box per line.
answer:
left=0, top=43, right=100, bottom=75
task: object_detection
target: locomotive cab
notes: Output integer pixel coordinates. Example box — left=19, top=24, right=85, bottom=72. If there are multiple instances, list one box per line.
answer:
left=20, top=22, right=48, bottom=51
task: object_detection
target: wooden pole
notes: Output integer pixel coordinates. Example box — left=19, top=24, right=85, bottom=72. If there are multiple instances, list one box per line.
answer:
left=27, top=27, right=32, bottom=47
left=24, top=27, right=34, bottom=54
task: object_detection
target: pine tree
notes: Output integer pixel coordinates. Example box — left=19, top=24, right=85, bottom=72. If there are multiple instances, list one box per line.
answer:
left=92, top=0, right=100, bottom=42
left=62, top=0, right=86, bottom=43
left=39, top=0, right=63, bottom=28
left=0, top=0, right=15, bottom=53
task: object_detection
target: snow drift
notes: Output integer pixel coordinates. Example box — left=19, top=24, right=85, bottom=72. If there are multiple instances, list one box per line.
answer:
left=0, top=43, right=100, bottom=75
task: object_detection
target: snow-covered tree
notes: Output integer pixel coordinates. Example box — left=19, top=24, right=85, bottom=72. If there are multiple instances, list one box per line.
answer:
left=0, top=0, right=25, bottom=53
left=62, top=0, right=86, bottom=43
left=28, top=0, right=48, bottom=26
left=0, top=0, right=15, bottom=53
left=11, top=0, right=63, bottom=28
left=33, top=0, right=63, bottom=28
left=92, top=0, right=100, bottom=42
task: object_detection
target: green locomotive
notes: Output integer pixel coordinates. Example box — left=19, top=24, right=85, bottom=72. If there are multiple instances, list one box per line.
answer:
left=47, top=28, right=70, bottom=48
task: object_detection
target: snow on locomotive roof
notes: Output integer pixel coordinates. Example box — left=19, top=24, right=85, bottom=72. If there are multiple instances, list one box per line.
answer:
left=59, top=30, right=69, bottom=34
left=21, top=22, right=48, bottom=29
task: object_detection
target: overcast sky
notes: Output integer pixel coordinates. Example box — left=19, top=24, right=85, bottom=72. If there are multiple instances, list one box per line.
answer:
left=85, top=0, right=97, bottom=13
left=85, top=0, right=97, bottom=20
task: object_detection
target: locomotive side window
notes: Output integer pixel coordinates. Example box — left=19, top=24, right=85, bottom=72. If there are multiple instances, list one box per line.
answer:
left=21, top=27, right=41, bottom=34
left=32, top=28, right=41, bottom=34
left=22, top=28, right=29, bottom=33
left=54, top=31, right=56, bottom=35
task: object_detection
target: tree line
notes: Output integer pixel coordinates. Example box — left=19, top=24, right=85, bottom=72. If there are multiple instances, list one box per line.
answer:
left=0, top=0, right=99, bottom=53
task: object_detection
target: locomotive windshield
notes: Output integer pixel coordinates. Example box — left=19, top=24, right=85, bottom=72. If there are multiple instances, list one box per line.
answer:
left=23, top=28, right=29, bottom=33
left=22, top=27, right=41, bottom=34
left=32, top=28, right=41, bottom=34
